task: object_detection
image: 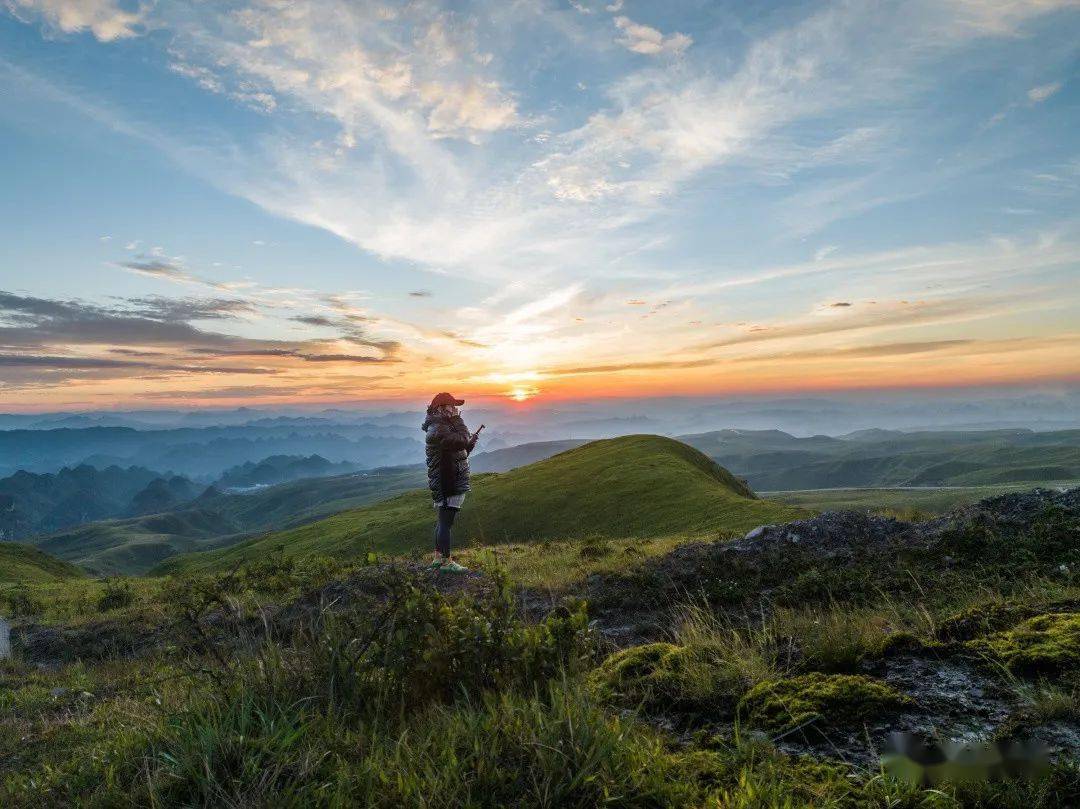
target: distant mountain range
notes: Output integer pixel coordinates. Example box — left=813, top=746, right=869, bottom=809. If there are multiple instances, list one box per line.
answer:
left=217, top=455, right=364, bottom=489
left=0, top=465, right=200, bottom=541
left=0, top=424, right=421, bottom=478
left=680, top=428, right=1080, bottom=490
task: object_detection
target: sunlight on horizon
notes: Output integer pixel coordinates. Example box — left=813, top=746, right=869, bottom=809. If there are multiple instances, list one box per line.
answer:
left=0, top=0, right=1076, bottom=409
left=508, top=386, right=539, bottom=402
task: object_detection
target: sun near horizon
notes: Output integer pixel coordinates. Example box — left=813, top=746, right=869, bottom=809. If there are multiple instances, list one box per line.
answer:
left=1, top=0, right=1078, bottom=411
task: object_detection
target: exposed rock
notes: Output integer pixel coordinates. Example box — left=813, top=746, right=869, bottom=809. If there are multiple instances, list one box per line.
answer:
left=585, top=486, right=1080, bottom=645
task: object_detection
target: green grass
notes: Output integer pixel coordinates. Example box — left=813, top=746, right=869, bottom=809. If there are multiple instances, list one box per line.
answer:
left=458, top=533, right=696, bottom=590
left=0, top=542, right=83, bottom=585
left=33, top=509, right=244, bottom=577
left=156, top=436, right=806, bottom=575
left=767, top=482, right=1080, bottom=517
left=7, top=565, right=1079, bottom=808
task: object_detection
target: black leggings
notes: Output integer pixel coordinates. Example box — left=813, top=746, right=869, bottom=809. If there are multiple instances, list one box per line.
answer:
left=434, top=506, right=459, bottom=557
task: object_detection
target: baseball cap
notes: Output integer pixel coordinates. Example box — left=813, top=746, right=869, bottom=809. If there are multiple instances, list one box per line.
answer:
left=429, top=392, right=465, bottom=408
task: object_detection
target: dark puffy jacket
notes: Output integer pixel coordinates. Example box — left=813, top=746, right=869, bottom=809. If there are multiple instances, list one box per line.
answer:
left=422, top=409, right=475, bottom=502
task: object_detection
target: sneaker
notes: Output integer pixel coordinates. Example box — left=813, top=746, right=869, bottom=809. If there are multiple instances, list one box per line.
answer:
left=439, top=559, right=470, bottom=574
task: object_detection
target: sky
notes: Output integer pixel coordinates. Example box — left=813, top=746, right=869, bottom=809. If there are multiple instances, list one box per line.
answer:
left=0, top=0, right=1078, bottom=411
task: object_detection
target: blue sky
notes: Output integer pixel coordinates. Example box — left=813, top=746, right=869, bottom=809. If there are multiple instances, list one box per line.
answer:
left=0, top=0, right=1078, bottom=408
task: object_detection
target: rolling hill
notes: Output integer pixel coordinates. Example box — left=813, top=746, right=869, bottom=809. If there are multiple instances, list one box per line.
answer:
left=0, top=542, right=84, bottom=585
left=157, top=435, right=807, bottom=575
left=34, top=510, right=244, bottom=576
left=33, top=466, right=427, bottom=575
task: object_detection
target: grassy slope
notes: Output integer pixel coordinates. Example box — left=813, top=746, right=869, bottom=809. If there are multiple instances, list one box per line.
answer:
left=768, top=482, right=1080, bottom=517
left=0, top=542, right=84, bottom=585
left=158, top=435, right=806, bottom=575
left=34, top=510, right=244, bottom=577
left=203, top=466, right=426, bottom=530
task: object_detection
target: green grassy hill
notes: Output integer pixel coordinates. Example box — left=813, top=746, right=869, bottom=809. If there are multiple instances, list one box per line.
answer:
left=34, top=509, right=246, bottom=576
left=158, top=435, right=806, bottom=575
left=0, top=542, right=84, bottom=585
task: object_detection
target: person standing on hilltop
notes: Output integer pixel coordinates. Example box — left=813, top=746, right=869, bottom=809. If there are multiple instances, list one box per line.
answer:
left=422, top=392, right=483, bottom=572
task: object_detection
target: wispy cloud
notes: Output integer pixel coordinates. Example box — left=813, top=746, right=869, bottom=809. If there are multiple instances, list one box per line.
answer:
left=0, top=289, right=402, bottom=395
left=1028, top=80, right=1064, bottom=103
left=613, top=16, right=691, bottom=56
left=5, top=0, right=144, bottom=42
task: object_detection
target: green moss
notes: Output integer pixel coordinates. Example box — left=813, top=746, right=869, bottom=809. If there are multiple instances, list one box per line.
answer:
left=590, top=643, right=687, bottom=701
left=738, top=672, right=913, bottom=735
left=589, top=642, right=743, bottom=712
left=939, top=601, right=1036, bottom=642
left=872, top=629, right=934, bottom=657
left=968, top=612, right=1080, bottom=674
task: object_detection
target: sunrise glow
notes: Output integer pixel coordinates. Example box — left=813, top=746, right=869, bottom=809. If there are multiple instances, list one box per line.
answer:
left=0, top=2, right=1077, bottom=410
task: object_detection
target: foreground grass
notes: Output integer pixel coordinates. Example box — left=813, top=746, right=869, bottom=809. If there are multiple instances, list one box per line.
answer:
left=4, top=494, right=1080, bottom=807
left=4, top=555, right=1079, bottom=807
left=458, top=532, right=711, bottom=590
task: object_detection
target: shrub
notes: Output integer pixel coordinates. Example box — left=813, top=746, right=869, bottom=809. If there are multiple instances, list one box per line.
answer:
left=0, top=585, right=43, bottom=618
left=578, top=535, right=610, bottom=560
left=177, top=569, right=595, bottom=725
left=96, top=578, right=135, bottom=612
left=937, top=505, right=1080, bottom=575
left=356, top=573, right=593, bottom=710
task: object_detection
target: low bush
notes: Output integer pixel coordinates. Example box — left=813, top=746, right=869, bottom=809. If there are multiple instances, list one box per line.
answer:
left=936, top=505, right=1080, bottom=576
left=0, top=585, right=43, bottom=618
left=96, top=578, right=135, bottom=612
